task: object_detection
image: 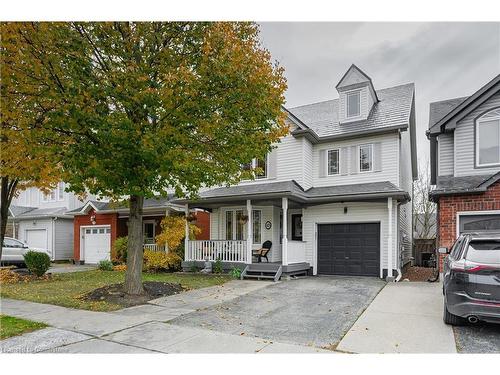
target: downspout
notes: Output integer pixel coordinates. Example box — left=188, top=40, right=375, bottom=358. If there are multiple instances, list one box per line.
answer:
left=395, top=201, right=403, bottom=282
left=52, top=217, right=58, bottom=261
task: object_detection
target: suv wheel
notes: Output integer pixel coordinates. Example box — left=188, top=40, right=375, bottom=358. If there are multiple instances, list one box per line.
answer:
left=443, top=301, right=464, bottom=326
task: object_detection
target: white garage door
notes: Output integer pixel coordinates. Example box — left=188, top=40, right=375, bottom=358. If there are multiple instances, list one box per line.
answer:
left=25, top=229, right=48, bottom=250
left=83, top=226, right=111, bottom=264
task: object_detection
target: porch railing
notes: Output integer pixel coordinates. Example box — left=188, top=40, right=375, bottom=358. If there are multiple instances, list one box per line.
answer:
left=143, top=243, right=167, bottom=252
left=186, top=240, right=247, bottom=262
left=287, top=240, right=306, bottom=264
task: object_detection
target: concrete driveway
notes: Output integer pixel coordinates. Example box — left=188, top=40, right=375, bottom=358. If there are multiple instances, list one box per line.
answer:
left=169, top=276, right=385, bottom=348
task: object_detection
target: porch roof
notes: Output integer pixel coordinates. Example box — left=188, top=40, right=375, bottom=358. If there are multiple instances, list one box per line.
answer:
left=174, top=180, right=409, bottom=208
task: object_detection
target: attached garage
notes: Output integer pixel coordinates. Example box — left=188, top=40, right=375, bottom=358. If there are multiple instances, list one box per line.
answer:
left=458, top=213, right=500, bottom=234
left=317, top=223, right=380, bottom=276
left=25, top=228, right=48, bottom=250
left=82, top=225, right=111, bottom=264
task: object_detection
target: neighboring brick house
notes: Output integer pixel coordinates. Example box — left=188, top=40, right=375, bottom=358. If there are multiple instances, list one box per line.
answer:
left=68, top=198, right=210, bottom=264
left=427, top=74, right=500, bottom=270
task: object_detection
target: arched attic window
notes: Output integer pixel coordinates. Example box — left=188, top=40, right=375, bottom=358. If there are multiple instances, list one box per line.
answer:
left=476, top=108, right=500, bottom=167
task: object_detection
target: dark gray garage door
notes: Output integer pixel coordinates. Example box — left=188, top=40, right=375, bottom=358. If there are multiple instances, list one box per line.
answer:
left=318, top=223, right=380, bottom=276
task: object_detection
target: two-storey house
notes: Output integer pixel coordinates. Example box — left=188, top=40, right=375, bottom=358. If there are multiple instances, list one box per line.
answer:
left=427, top=74, right=500, bottom=270
left=176, top=65, right=417, bottom=281
left=8, top=182, right=94, bottom=260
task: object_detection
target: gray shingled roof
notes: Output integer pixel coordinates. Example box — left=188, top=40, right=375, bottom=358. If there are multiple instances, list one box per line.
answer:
left=67, top=195, right=176, bottom=214
left=287, top=83, right=414, bottom=139
left=8, top=205, right=37, bottom=217
left=429, top=172, right=500, bottom=200
left=428, top=97, right=468, bottom=128
left=13, top=206, right=71, bottom=219
left=175, top=180, right=409, bottom=204
left=306, top=181, right=403, bottom=197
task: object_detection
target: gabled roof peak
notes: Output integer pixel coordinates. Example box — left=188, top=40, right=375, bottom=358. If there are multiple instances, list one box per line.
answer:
left=336, top=64, right=371, bottom=88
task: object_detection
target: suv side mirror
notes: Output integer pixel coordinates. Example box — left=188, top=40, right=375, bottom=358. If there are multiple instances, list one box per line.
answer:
left=438, top=247, right=449, bottom=254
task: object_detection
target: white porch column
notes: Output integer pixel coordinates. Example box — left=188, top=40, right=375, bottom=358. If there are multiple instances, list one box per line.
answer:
left=282, top=197, right=288, bottom=266
left=246, top=199, right=252, bottom=264
left=184, top=204, right=189, bottom=262
left=164, top=209, right=170, bottom=253
left=387, top=197, right=393, bottom=280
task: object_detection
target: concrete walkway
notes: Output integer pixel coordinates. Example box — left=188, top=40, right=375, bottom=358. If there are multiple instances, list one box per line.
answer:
left=0, top=280, right=328, bottom=353
left=337, top=282, right=457, bottom=353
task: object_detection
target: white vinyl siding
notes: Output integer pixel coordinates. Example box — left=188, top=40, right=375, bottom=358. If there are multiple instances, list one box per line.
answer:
left=313, top=133, right=400, bottom=187
left=437, top=133, right=454, bottom=176
left=454, top=92, right=500, bottom=176
left=54, top=219, right=74, bottom=260
left=302, top=201, right=398, bottom=276
left=302, top=138, right=313, bottom=190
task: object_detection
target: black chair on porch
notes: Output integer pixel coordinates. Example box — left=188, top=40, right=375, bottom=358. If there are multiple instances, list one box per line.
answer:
left=252, top=240, right=272, bottom=263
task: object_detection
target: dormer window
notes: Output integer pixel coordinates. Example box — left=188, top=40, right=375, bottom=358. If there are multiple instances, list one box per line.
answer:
left=347, top=91, right=361, bottom=118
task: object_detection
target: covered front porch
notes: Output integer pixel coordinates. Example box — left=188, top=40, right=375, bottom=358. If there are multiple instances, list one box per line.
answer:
left=181, top=190, right=310, bottom=272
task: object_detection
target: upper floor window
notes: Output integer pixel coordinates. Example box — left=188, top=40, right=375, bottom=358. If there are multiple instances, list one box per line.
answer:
left=42, top=182, right=65, bottom=202
left=476, top=108, right=500, bottom=167
left=242, top=156, right=267, bottom=179
left=327, top=149, right=340, bottom=175
left=359, top=144, right=373, bottom=172
left=347, top=91, right=361, bottom=118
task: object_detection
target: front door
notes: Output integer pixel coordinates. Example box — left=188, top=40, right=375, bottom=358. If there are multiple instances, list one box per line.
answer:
left=143, top=221, right=156, bottom=244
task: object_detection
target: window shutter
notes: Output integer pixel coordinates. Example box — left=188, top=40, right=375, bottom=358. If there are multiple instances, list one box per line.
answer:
left=340, top=147, right=348, bottom=175
left=267, top=149, right=277, bottom=179
left=373, top=142, right=382, bottom=172
left=319, top=149, right=326, bottom=177
left=350, top=146, right=358, bottom=174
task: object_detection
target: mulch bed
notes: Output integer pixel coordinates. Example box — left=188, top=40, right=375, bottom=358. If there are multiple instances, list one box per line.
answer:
left=401, top=266, right=435, bottom=282
left=82, top=281, right=184, bottom=307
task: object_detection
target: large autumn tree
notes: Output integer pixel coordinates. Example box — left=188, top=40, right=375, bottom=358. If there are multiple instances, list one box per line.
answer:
left=7, top=22, right=287, bottom=294
left=0, top=23, right=61, bottom=257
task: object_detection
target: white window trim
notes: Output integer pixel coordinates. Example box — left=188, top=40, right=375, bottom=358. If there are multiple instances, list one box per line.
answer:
left=359, top=144, right=373, bottom=173
left=346, top=90, right=361, bottom=118
left=242, top=155, right=268, bottom=181
left=475, top=112, right=500, bottom=168
left=143, top=220, right=156, bottom=244
left=327, top=149, right=340, bottom=176
left=223, top=208, right=262, bottom=243
left=41, top=182, right=65, bottom=203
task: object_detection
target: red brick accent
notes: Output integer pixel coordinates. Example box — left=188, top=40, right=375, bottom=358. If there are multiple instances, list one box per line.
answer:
left=437, top=180, right=500, bottom=270
left=73, top=209, right=118, bottom=262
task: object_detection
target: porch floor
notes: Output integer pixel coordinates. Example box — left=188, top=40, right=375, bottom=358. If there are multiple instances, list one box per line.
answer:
left=181, top=260, right=311, bottom=276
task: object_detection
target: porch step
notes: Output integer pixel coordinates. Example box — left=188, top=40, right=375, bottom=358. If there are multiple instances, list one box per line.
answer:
left=241, top=264, right=282, bottom=282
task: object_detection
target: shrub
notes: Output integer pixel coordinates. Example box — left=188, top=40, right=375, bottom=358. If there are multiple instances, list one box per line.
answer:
left=230, top=267, right=242, bottom=279
left=23, top=251, right=51, bottom=277
left=112, top=236, right=128, bottom=263
left=188, top=262, right=199, bottom=273
left=112, top=264, right=127, bottom=271
left=213, top=258, right=223, bottom=274
left=98, top=260, right=114, bottom=271
left=143, top=250, right=182, bottom=273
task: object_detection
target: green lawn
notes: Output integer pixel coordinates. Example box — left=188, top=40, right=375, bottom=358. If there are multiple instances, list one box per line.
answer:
left=0, top=315, right=47, bottom=340
left=0, top=270, right=232, bottom=312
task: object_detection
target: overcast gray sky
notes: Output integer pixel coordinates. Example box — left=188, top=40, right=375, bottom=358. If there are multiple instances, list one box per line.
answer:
left=259, top=22, right=500, bottom=173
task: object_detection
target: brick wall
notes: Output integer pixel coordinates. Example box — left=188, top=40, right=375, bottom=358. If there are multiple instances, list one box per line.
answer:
left=437, top=180, right=500, bottom=270
left=73, top=209, right=118, bottom=262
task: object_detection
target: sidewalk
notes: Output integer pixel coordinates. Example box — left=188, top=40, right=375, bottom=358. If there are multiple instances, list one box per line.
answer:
left=337, top=282, right=457, bottom=353
left=1, top=280, right=328, bottom=353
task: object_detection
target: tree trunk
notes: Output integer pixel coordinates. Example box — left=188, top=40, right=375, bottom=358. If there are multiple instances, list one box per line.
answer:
left=0, top=176, right=18, bottom=260
left=124, top=194, right=145, bottom=295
